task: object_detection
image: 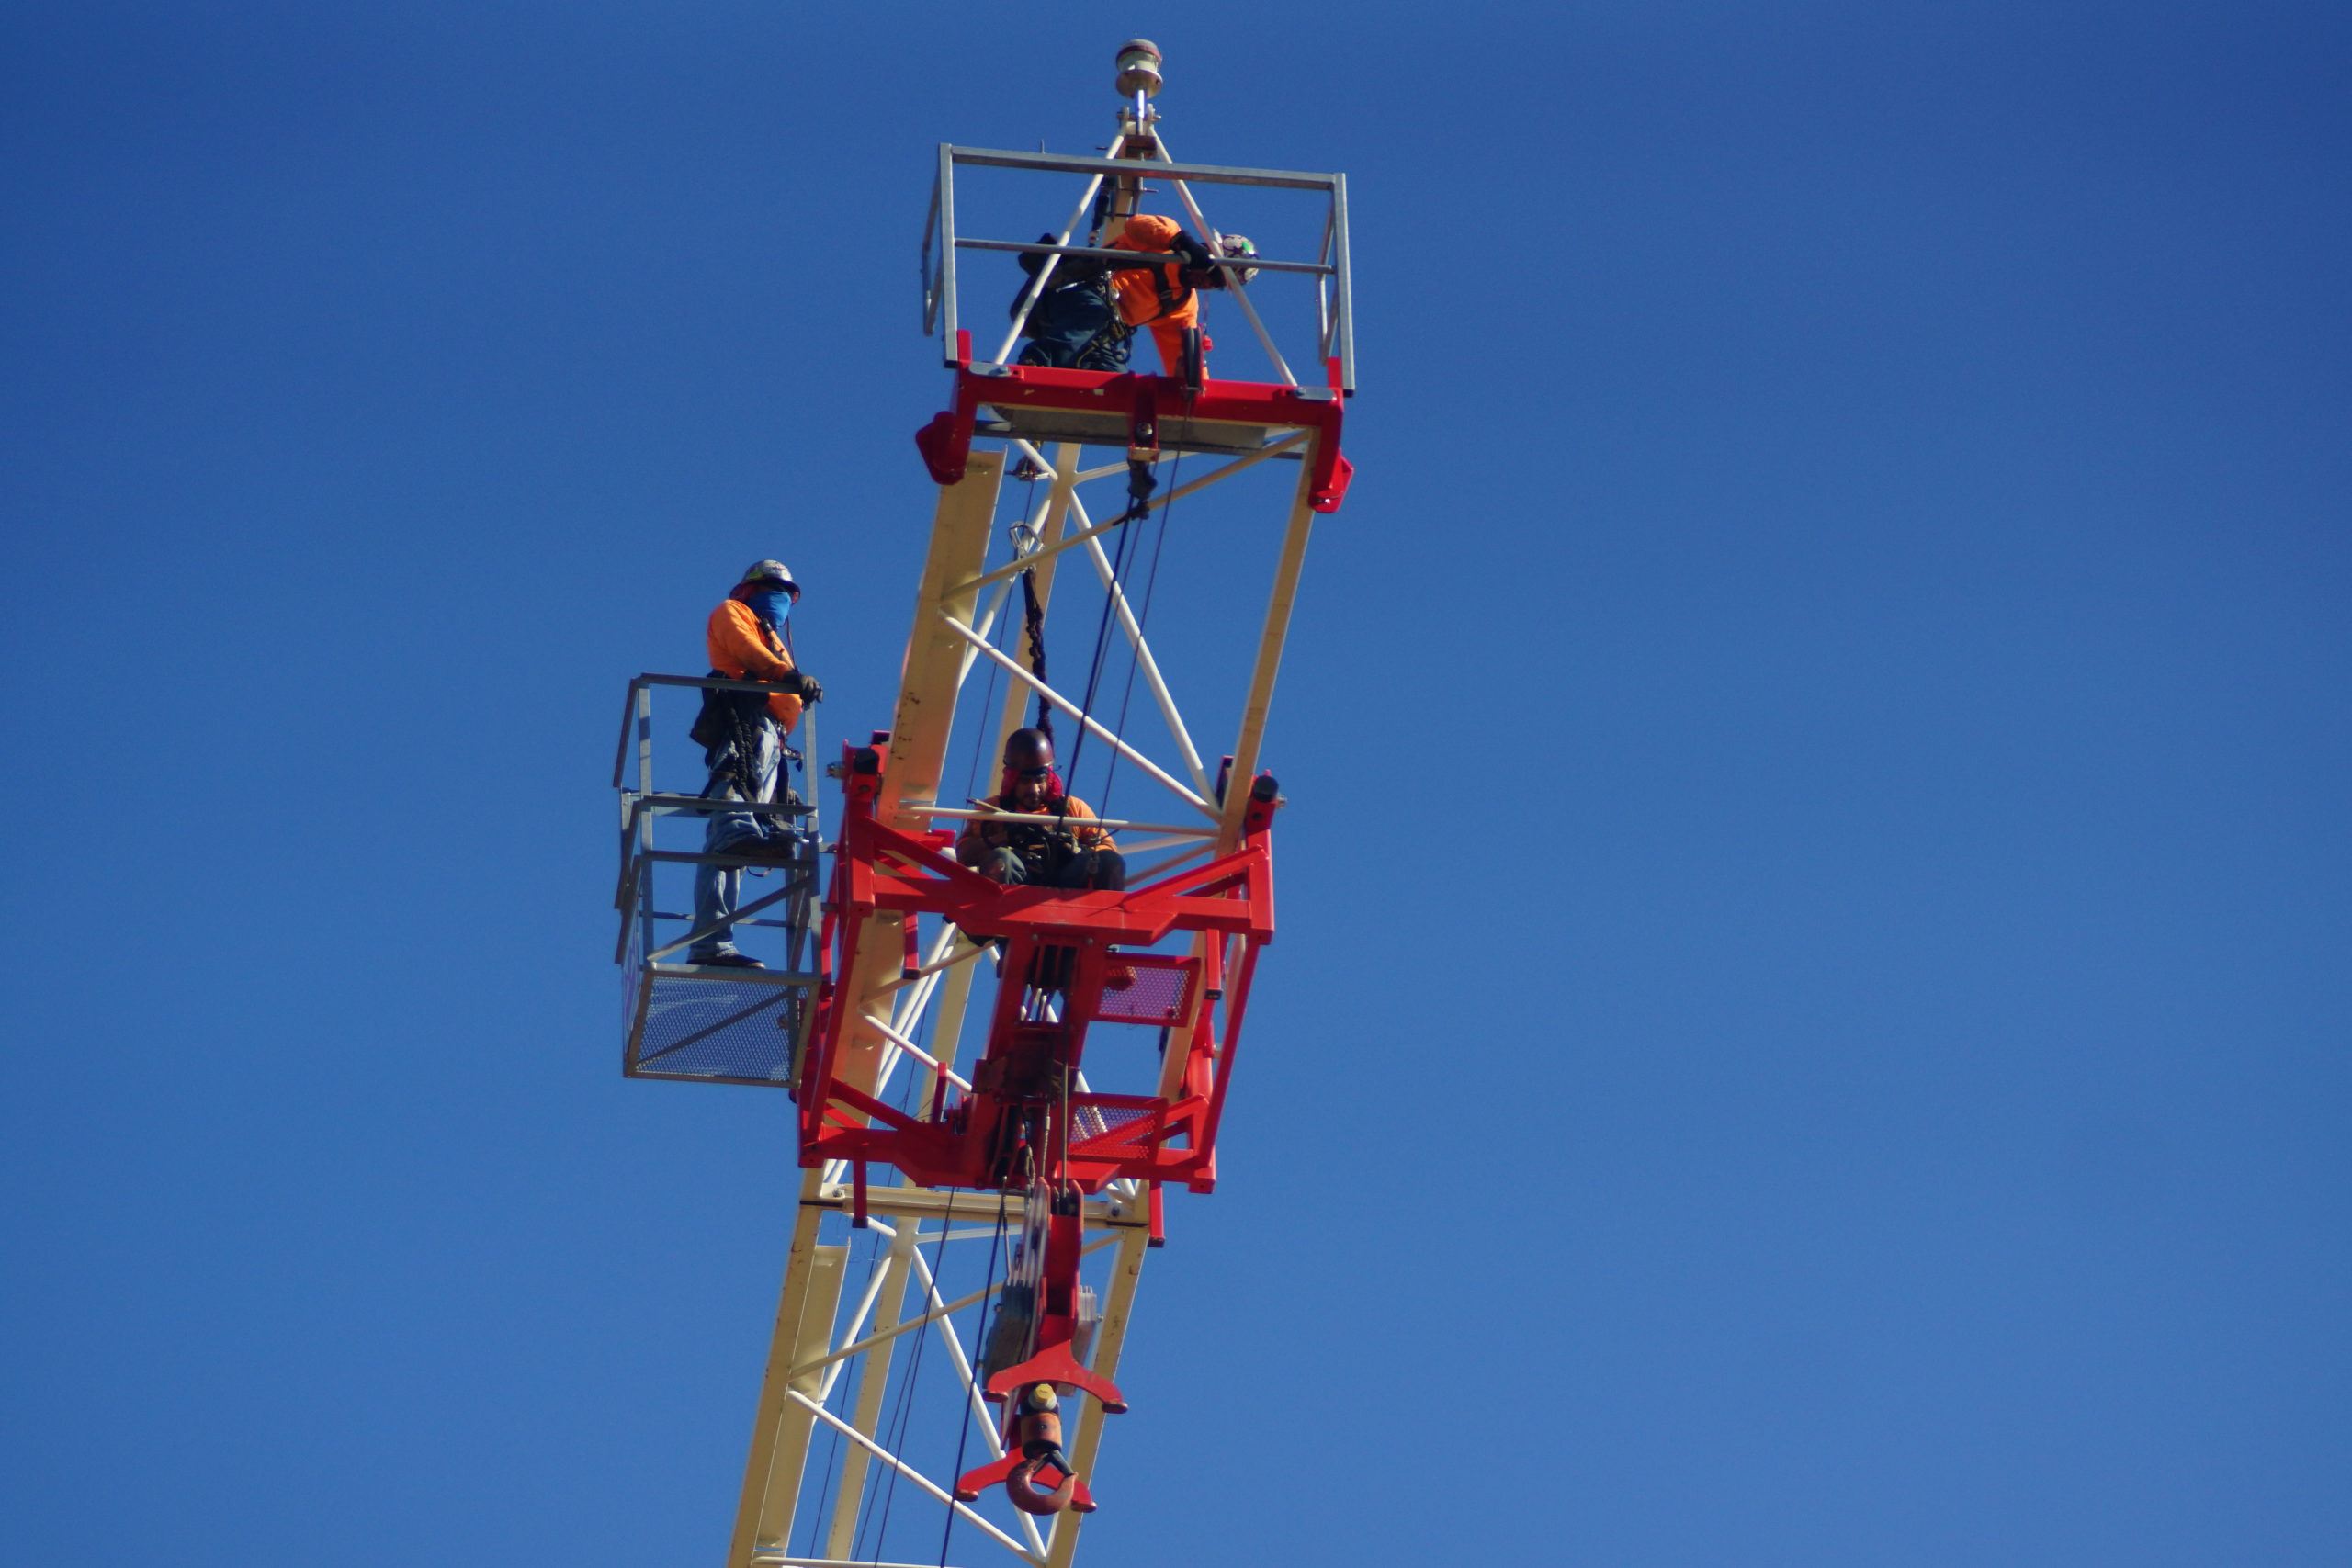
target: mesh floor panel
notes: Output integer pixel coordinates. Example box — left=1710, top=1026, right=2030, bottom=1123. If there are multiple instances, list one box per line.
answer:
left=1093, top=959, right=1194, bottom=1027
left=1074, top=1100, right=1156, bottom=1136
left=628, top=971, right=808, bottom=1085
left=621, top=924, right=646, bottom=1031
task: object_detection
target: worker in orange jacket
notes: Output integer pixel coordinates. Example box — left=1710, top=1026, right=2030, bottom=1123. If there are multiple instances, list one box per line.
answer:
left=955, top=728, right=1126, bottom=991
left=1104, top=213, right=1228, bottom=378
left=955, top=729, right=1124, bottom=892
left=690, top=559, right=821, bottom=968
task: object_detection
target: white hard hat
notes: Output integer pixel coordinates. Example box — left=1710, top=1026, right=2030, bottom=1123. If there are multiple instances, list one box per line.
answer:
left=1216, top=233, right=1260, bottom=286
left=741, top=559, right=801, bottom=594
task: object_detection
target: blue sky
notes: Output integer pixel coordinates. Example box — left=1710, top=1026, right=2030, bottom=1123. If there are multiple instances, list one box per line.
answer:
left=4, top=4, right=2348, bottom=1564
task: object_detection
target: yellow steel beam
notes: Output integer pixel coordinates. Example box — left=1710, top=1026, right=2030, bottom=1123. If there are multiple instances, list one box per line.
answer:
left=1044, top=1226, right=1152, bottom=1568
left=1216, top=441, right=1320, bottom=852
left=883, top=450, right=1006, bottom=834
left=822, top=1213, right=919, bottom=1558
left=837, top=453, right=1004, bottom=1099
left=728, top=1168, right=847, bottom=1566
left=728, top=459, right=1001, bottom=1566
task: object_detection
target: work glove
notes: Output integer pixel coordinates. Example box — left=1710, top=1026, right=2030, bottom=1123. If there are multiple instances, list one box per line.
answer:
left=775, top=669, right=823, bottom=703
left=1170, top=230, right=1226, bottom=288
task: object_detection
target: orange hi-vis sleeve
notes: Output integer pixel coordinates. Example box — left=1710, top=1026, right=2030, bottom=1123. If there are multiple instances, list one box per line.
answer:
left=707, top=598, right=803, bottom=729
left=1107, top=214, right=1199, bottom=332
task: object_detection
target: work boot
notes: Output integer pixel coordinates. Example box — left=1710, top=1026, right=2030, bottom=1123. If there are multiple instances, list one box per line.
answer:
left=689, top=951, right=766, bottom=969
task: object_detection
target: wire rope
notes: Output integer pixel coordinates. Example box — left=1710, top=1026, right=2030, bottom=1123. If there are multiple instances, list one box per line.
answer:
left=963, top=644, right=1003, bottom=807
left=936, top=1191, right=1012, bottom=1568
left=855, top=955, right=966, bottom=1559
left=1096, top=447, right=1182, bottom=820
left=1056, top=458, right=1153, bottom=809
left=960, top=536, right=1012, bottom=806
left=857, top=1205, right=944, bottom=1563
left=799, top=1215, right=883, bottom=1558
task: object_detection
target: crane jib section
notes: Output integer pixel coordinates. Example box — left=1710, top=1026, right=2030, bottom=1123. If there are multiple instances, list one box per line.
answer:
left=690, top=65, right=1356, bottom=1566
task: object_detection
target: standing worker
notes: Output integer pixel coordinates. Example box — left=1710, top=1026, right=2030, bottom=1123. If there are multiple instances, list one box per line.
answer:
left=688, top=560, right=822, bottom=969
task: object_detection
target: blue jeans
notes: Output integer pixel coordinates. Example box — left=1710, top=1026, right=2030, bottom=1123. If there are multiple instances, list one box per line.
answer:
left=1016, top=282, right=1132, bottom=372
left=689, top=719, right=779, bottom=961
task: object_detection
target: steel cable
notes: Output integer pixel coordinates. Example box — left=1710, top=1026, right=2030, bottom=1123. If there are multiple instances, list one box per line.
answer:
left=858, top=1199, right=952, bottom=1563
left=1096, top=446, right=1181, bottom=820
left=1057, top=459, right=1154, bottom=812
left=936, top=1193, right=1012, bottom=1568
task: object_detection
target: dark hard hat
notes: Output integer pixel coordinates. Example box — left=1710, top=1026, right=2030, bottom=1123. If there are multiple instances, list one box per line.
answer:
left=1004, top=728, right=1055, bottom=767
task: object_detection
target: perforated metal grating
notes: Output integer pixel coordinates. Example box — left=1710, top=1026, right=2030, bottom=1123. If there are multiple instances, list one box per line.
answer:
left=627, top=972, right=809, bottom=1086
left=1091, top=958, right=1195, bottom=1028
left=621, top=922, right=646, bottom=1032
left=1073, top=1099, right=1157, bottom=1139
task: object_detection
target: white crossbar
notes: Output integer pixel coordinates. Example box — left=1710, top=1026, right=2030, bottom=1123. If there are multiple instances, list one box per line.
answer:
left=936, top=613, right=1215, bottom=817
left=783, top=1391, right=1044, bottom=1566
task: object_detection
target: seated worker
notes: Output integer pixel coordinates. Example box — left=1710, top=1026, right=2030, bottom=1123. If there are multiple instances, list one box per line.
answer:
left=956, top=728, right=1126, bottom=892
left=1011, top=233, right=1132, bottom=371
left=688, top=559, right=822, bottom=968
left=1103, top=215, right=1256, bottom=378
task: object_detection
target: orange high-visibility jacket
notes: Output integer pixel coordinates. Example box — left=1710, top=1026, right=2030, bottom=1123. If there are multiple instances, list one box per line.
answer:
left=1106, top=214, right=1199, bottom=332
left=706, top=598, right=804, bottom=729
left=955, top=793, right=1116, bottom=864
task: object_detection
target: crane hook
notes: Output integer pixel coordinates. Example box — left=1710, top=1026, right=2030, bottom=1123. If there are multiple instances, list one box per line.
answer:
left=954, top=1382, right=1100, bottom=1516
left=1005, top=1454, right=1079, bottom=1517
left=1006, top=1382, right=1080, bottom=1516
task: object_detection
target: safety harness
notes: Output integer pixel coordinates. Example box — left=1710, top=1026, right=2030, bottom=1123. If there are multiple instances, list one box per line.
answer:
left=690, top=615, right=797, bottom=807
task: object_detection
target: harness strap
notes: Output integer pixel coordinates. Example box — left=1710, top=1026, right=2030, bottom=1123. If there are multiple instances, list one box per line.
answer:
left=1148, top=262, right=1193, bottom=321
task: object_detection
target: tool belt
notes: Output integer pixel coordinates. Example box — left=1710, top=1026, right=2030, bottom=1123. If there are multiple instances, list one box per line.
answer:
left=1004, top=826, right=1077, bottom=881
left=992, top=796, right=1086, bottom=881
left=690, top=673, right=776, bottom=801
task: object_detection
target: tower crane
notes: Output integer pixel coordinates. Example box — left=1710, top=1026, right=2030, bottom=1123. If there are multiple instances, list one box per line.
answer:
left=612, top=41, right=1356, bottom=1567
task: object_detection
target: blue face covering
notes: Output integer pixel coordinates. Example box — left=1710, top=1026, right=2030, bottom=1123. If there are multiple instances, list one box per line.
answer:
left=748, top=589, right=794, bottom=627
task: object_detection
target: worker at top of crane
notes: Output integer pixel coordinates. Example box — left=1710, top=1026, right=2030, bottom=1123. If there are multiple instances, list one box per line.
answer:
left=686, top=559, right=822, bottom=969
left=1012, top=233, right=1132, bottom=372
left=956, top=728, right=1126, bottom=892
left=1103, top=214, right=1256, bottom=378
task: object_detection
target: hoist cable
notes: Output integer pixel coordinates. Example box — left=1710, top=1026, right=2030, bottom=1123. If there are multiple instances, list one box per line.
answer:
left=800, top=1217, right=883, bottom=1557
left=1097, top=447, right=1182, bottom=820
left=1018, top=464, right=1046, bottom=739
left=1020, top=568, right=1053, bottom=742
left=936, top=1192, right=1012, bottom=1568
left=847, top=1212, right=913, bottom=1559
left=860, top=1199, right=954, bottom=1564
left=1057, top=460, right=1154, bottom=815
left=962, top=649, right=1002, bottom=807
left=959, top=539, right=1014, bottom=807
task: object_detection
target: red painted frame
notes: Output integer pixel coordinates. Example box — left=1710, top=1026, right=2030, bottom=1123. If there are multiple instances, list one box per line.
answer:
left=796, top=742, right=1277, bottom=1198
left=914, top=342, right=1355, bottom=514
